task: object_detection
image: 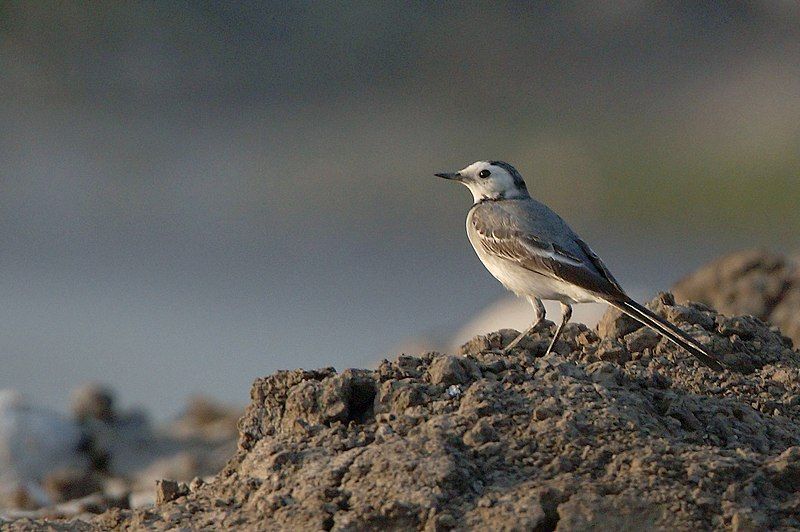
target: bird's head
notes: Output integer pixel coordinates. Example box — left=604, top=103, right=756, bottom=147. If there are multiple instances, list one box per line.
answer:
left=436, top=161, right=529, bottom=203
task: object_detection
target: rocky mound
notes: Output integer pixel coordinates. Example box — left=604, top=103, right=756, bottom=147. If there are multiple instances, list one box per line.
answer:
left=673, top=249, right=800, bottom=346
left=10, top=292, right=799, bottom=531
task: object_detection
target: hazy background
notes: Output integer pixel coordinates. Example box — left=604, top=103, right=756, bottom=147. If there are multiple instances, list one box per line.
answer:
left=1, top=1, right=798, bottom=417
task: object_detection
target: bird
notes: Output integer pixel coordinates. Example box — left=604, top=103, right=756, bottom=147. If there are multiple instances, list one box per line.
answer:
left=436, top=160, right=724, bottom=371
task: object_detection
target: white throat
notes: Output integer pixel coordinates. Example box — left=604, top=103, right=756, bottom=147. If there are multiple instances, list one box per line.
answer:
left=464, top=183, right=528, bottom=203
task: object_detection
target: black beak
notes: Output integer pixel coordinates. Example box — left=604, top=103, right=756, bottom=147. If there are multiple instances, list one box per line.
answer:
left=435, top=172, right=461, bottom=180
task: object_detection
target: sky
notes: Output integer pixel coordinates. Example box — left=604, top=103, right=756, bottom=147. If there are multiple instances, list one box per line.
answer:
left=1, top=1, right=798, bottom=417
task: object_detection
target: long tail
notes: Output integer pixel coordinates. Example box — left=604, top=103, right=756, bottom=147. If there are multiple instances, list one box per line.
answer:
left=608, top=297, right=725, bottom=371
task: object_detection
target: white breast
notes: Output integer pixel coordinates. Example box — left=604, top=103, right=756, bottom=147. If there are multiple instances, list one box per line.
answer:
left=465, top=210, right=597, bottom=304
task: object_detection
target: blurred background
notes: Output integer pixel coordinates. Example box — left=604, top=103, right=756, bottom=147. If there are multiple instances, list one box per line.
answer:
left=1, top=1, right=798, bottom=418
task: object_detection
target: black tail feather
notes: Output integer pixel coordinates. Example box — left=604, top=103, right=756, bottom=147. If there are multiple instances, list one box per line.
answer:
left=609, top=297, right=725, bottom=371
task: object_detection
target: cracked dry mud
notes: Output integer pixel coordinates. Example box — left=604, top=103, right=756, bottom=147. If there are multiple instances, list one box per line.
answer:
left=7, top=292, right=800, bottom=531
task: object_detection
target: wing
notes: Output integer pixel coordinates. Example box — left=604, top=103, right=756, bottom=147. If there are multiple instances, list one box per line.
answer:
left=471, top=202, right=626, bottom=300
left=574, top=238, right=626, bottom=294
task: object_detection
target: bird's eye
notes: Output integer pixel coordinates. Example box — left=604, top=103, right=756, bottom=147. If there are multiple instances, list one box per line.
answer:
left=478, top=169, right=491, bottom=178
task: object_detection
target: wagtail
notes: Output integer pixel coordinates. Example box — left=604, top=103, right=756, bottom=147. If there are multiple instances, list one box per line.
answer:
left=436, top=160, right=724, bottom=370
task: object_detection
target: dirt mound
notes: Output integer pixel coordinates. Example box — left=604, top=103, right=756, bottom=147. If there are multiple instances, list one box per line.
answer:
left=13, top=292, right=799, bottom=531
left=673, top=249, right=800, bottom=346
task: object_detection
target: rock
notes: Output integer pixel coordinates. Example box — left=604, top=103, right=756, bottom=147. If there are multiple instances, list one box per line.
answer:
left=428, top=355, right=467, bottom=385
left=427, top=354, right=480, bottom=386
left=624, top=327, right=661, bottom=353
left=0, top=391, right=93, bottom=510
left=459, top=335, right=493, bottom=355
left=170, top=396, right=240, bottom=440
left=731, top=510, right=766, bottom=532
left=463, top=418, right=497, bottom=446
left=556, top=492, right=662, bottom=531
left=376, top=379, right=428, bottom=413
left=0, top=485, right=41, bottom=512
left=0, top=492, right=129, bottom=522
left=459, top=329, right=522, bottom=355
left=597, top=306, right=642, bottom=339
left=586, top=361, right=623, bottom=387
left=188, top=477, right=204, bottom=493
left=155, top=480, right=186, bottom=506
left=673, top=249, right=800, bottom=345
left=595, top=338, right=630, bottom=364
left=71, top=384, right=116, bottom=424
left=765, top=446, right=800, bottom=491
left=42, top=469, right=102, bottom=503
left=464, top=488, right=554, bottom=530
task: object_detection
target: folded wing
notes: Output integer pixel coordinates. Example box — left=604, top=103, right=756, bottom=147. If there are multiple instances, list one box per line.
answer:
left=471, top=203, right=626, bottom=300
left=470, top=201, right=725, bottom=370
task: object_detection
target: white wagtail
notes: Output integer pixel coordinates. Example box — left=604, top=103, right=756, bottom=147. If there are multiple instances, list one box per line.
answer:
left=436, top=160, right=724, bottom=370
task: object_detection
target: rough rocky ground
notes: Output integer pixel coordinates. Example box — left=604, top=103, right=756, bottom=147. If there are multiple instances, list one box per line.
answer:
left=7, top=290, right=799, bottom=531
left=674, top=249, right=800, bottom=346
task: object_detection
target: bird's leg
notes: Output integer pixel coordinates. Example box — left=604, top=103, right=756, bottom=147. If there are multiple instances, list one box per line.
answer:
left=503, top=297, right=545, bottom=353
left=544, top=302, right=572, bottom=356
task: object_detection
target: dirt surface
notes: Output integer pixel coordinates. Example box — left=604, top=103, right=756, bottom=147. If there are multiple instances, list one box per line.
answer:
left=673, top=249, right=800, bottom=346
left=7, top=291, right=799, bottom=531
